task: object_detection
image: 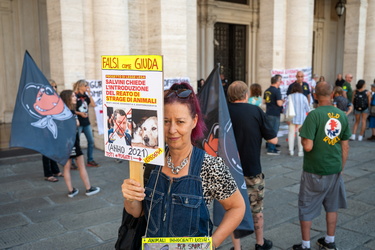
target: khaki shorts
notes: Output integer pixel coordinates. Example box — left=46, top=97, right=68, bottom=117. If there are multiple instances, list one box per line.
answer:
left=244, top=173, right=265, bottom=214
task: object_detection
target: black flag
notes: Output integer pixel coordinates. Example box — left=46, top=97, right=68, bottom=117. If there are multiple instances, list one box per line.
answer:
left=197, top=64, right=254, bottom=237
left=10, top=51, right=76, bottom=165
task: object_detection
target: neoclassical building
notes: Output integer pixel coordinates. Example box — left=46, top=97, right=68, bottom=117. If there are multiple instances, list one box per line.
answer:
left=1, top=0, right=374, bottom=151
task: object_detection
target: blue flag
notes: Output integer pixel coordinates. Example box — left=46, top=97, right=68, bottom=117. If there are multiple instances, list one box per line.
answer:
left=9, top=51, right=76, bottom=166
left=197, top=64, right=254, bottom=237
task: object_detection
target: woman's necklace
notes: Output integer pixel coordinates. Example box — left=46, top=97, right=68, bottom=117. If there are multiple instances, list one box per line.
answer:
left=167, top=151, right=191, bottom=175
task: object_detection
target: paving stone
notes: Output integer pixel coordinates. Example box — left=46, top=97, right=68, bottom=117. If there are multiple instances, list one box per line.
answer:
left=341, top=212, right=375, bottom=237
left=265, top=202, right=298, bottom=227
left=0, top=197, right=50, bottom=214
left=0, top=221, right=66, bottom=249
left=266, top=222, right=318, bottom=250
left=0, top=179, right=34, bottom=193
left=88, top=221, right=120, bottom=241
left=0, top=213, right=29, bottom=231
left=59, top=205, right=121, bottom=230
left=13, top=231, right=99, bottom=250
left=0, top=192, right=14, bottom=204
left=364, top=239, right=375, bottom=250
left=345, top=176, right=375, bottom=194
left=283, top=183, right=300, bottom=194
left=341, top=198, right=375, bottom=216
left=13, top=186, right=57, bottom=200
left=23, top=197, right=111, bottom=223
left=333, top=227, right=373, bottom=250
left=266, top=175, right=298, bottom=190
left=343, top=167, right=372, bottom=179
left=264, top=163, right=294, bottom=177
left=353, top=187, right=375, bottom=206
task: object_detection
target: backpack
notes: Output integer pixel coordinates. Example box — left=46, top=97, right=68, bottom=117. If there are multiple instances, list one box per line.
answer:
left=353, top=90, right=368, bottom=111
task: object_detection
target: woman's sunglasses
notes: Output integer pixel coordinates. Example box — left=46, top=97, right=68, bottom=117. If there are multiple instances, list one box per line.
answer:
left=165, top=89, right=193, bottom=99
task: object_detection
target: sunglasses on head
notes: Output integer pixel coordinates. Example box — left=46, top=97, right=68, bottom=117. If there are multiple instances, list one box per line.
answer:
left=166, top=89, right=193, bottom=99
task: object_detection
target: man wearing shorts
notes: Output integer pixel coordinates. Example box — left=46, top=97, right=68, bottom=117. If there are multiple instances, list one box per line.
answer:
left=227, top=81, right=278, bottom=250
left=292, top=81, right=351, bottom=250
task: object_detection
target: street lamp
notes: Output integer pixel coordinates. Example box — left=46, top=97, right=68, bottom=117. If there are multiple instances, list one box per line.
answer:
left=335, top=0, right=345, bottom=18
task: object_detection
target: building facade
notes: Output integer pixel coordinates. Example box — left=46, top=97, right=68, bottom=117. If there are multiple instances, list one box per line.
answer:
left=1, top=0, right=375, bottom=150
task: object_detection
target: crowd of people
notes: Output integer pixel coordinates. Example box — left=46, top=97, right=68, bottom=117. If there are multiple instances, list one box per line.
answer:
left=41, top=72, right=375, bottom=249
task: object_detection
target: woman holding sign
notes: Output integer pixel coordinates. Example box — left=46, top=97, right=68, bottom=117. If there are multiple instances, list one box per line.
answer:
left=121, top=83, right=245, bottom=249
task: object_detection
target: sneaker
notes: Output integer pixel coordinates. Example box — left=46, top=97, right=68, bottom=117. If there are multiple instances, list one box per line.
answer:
left=87, top=161, right=99, bottom=167
left=292, top=243, right=311, bottom=250
left=358, top=135, right=363, bottom=141
left=255, top=238, right=273, bottom=250
left=349, top=134, right=356, bottom=141
left=289, top=150, right=294, bottom=156
left=86, top=186, right=100, bottom=196
left=267, top=149, right=280, bottom=155
left=68, top=188, right=79, bottom=198
left=367, top=135, right=375, bottom=141
left=316, top=237, right=337, bottom=250
left=298, top=151, right=304, bottom=157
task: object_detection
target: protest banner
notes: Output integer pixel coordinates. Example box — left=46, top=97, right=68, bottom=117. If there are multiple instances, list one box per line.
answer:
left=102, top=55, right=164, bottom=184
left=87, top=80, right=104, bottom=135
left=271, top=67, right=312, bottom=98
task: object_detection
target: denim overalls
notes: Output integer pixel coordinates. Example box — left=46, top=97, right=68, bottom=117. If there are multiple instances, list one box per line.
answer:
left=143, top=147, right=213, bottom=237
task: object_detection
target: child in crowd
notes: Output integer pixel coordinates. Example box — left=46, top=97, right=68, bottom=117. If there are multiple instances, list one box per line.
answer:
left=333, top=86, right=353, bottom=115
left=60, top=90, right=100, bottom=198
left=248, top=83, right=263, bottom=108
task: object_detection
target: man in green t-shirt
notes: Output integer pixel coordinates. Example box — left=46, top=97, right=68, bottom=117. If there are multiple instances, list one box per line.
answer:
left=292, top=81, right=351, bottom=250
left=342, top=73, right=353, bottom=103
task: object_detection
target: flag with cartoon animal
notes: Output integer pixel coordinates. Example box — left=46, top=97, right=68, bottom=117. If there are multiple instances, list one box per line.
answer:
left=197, top=64, right=254, bottom=238
left=10, top=51, right=76, bottom=165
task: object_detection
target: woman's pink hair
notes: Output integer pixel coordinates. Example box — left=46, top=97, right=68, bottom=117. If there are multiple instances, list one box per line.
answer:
left=164, top=83, right=206, bottom=145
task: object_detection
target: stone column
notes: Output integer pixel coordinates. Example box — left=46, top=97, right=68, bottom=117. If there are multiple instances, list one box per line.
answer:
left=204, top=14, right=216, bottom=79
left=285, top=0, right=314, bottom=68
left=93, top=0, right=129, bottom=79
left=257, top=0, right=287, bottom=90
left=364, top=0, right=375, bottom=84
left=47, top=0, right=86, bottom=88
left=343, top=0, right=368, bottom=84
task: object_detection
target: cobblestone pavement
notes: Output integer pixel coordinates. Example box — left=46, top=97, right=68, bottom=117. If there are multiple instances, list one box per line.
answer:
left=1, top=121, right=374, bottom=250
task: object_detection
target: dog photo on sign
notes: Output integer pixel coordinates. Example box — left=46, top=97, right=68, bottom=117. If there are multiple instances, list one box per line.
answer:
left=132, top=109, right=158, bottom=149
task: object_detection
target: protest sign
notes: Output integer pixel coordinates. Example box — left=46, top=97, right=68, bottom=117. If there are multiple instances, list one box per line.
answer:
left=102, top=55, right=164, bottom=167
left=142, top=237, right=213, bottom=250
left=87, top=80, right=104, bottom=135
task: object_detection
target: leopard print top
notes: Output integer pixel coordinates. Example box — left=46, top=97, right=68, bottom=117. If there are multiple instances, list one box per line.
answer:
left=200, top=153, right=238, bottom=206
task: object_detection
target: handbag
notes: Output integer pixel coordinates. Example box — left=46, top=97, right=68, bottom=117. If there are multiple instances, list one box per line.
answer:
left=285, top=95, right=296, bottom=121
left=115, top=208, right=147, bottom=250
left=115, top=164, right=155, bottom=250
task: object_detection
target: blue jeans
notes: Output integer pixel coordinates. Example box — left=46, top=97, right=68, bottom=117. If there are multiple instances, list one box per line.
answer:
left=143, top=147, right=212, bottom=237
left=78, top=124, right=94, bottom=162
left=267, top=115, right=280, bottom=151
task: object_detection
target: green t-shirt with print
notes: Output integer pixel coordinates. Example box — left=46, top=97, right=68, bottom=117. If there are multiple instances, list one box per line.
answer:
left=299, top=106, right=351, bottom=175
left=342, top=81, right=353, bottom=103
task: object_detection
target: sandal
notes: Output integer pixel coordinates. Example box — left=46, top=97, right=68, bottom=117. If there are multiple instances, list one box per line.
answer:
left=53, top=173, right=64, bottom=177
left=44, top=176, right=59, bottom=182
